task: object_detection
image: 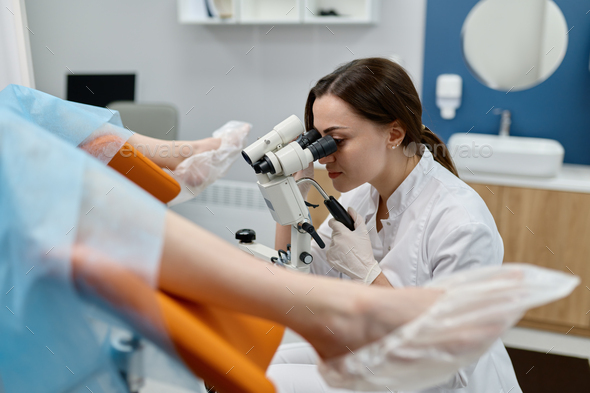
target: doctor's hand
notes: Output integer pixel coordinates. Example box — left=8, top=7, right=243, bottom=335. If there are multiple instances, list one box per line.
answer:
left=294, top=162, right=314, bottom=198
left=326, top=207, right=382, bottom=285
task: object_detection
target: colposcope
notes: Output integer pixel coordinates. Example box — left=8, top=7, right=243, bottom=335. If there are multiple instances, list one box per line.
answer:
left=236, top=115, right=354, bottom=273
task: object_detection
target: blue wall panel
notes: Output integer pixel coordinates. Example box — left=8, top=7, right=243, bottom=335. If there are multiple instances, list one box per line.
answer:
left=422, top=0, right=590, bottom=165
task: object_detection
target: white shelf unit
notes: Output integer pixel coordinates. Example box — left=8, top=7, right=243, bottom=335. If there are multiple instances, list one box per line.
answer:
left=240, top=0, right=301, bottom=24
left=178, top=0, right=378, bottom=25
left=178, top=0, right=239, bottom=24
left=304, top=0, right=373, bottom=24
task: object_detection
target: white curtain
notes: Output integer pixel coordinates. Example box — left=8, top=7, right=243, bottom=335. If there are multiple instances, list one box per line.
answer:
left=0, top=0, right=34, bottom=90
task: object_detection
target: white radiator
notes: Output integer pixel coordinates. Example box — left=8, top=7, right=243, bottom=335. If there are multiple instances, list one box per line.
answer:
left=169, top=180, right=276, bottom=248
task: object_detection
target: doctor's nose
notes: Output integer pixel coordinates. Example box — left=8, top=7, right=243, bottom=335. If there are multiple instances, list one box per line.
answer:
left=318, top=154, right=335, bottom=165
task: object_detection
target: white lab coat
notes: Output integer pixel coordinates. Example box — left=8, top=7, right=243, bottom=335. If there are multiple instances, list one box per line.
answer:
left=268, top=145, right=522, bottom=393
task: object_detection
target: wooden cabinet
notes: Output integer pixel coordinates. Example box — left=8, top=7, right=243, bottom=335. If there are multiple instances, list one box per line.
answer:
left=468, top=182, right=590, bottom=337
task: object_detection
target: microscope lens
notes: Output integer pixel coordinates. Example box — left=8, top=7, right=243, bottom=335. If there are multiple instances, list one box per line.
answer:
left=297, top=129, right=322, bottom=149
left=308, top=136, right=337, bottom=161
left=241, top=150, right=253, bottom=165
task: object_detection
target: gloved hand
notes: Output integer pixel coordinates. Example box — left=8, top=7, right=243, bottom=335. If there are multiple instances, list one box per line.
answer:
left=168, top=121, right=251, bottom=205
left=294, top=162, right=314, bottom=199
left=326, top=207, right=381, bottom=284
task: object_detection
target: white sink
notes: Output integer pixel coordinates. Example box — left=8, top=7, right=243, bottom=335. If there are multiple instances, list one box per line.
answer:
left=447, top=133, right=565, bottom=177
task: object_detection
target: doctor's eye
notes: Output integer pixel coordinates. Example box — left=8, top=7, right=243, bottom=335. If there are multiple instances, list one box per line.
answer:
left=333, top=138, right=344, bottom=146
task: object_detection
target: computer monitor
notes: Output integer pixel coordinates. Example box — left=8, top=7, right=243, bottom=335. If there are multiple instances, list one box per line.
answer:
left=66, top=74, right=135, bottom=108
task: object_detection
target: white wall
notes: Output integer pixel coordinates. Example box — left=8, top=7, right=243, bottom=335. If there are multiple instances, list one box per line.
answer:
left=1, top=0, right=35, bottom=89
left=25, top=0, right=426, bottom=181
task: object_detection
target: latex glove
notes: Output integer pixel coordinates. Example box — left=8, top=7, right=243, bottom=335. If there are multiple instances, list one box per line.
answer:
left=326, top=207, right=381, bottom=284
left=319, top=264, right=580, bottom=391
left=168, top=121, right=250, bottom=205
left=294, top=162, right=314, bottom=199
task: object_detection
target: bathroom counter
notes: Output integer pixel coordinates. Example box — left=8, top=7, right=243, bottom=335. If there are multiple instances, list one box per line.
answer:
left=317, top=161, right=590, bottom=194
left=458, top=163, right=590, bottom=194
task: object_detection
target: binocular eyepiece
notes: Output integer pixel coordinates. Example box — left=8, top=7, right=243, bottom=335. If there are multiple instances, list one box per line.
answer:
left=296, top=128, right=338, bottom=162
left=251, top=129, right=337, bottom=175
left=241, top=115, right=339, bottom=176
left=296, top=128, right=321, bottom=149
left=306, top=134, right=338, bottom=162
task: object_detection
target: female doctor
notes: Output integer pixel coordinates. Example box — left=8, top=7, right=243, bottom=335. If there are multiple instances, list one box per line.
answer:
left=271, top=58, right=523, bottom=393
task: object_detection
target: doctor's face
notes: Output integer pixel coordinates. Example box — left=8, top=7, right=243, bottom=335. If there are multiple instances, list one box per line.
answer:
left=314, top=94, right=391, bottom=193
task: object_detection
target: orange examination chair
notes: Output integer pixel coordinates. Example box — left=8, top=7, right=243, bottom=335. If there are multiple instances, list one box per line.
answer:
left=81, top=137, right=284, bottom=393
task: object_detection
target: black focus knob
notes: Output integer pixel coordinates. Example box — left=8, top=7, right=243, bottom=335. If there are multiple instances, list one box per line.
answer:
left=235, top=229, right=256, bottom=243
left=300, top=252, right=313, bottom=265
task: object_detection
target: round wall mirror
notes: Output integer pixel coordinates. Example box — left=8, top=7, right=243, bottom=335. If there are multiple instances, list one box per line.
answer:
left=462, top=0, right=568, bottom=92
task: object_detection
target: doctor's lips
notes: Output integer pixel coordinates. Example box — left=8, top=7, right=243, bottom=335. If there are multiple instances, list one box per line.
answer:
left=328, top=171, right=342, bottom=179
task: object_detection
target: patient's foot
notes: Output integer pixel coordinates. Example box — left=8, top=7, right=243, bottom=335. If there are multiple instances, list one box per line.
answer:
left=191, top=137, right=221, bottom=156
left=166, top=138, right=222, bottom=170
left=290, top=283, right=441, bottom=360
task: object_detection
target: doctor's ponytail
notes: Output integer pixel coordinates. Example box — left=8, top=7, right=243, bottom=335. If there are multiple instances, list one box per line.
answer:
left=419, top=125, right=458, bottom=177
left=305, top=57, right=459, bottom=177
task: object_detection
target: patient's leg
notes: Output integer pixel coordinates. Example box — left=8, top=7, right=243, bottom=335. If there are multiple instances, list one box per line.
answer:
left=127, top=134, right=221, bottom=170
left=158, top=211, right=439, bottom=360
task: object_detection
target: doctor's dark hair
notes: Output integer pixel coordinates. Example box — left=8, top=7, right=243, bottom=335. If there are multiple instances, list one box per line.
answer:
left=304, top=57, right=458, bottom=177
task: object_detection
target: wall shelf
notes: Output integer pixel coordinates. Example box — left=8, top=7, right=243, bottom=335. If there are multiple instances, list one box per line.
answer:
left=178, top=0, right=379, bottom=25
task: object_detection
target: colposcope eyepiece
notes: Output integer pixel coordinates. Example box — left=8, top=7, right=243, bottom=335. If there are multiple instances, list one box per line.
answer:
left=241, top=115, right=305, bottom=166
left=252, top=135, right=338, bottom=175
left=253, top=156, right=276, bottom=174
left=296, top=129, right=322, bottom=149
left=307, top=135, right=337, bottom=161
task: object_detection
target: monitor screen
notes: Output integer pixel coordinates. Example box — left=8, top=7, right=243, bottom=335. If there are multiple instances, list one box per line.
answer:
left=67, top=74, right=135, bottom=108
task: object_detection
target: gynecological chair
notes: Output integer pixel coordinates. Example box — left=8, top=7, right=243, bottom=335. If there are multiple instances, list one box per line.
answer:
left=99, top=142, right=284, bottom=392
left=107, top=101, right=178, bottom=141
